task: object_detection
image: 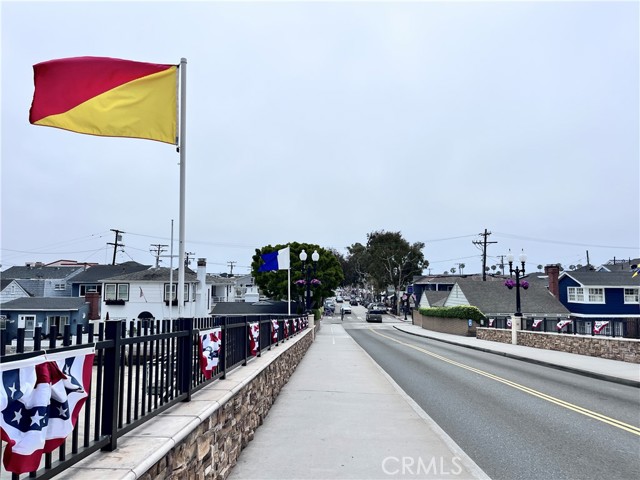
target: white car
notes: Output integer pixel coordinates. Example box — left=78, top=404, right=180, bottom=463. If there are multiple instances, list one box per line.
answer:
left=341, top=304, right=352, bottom=314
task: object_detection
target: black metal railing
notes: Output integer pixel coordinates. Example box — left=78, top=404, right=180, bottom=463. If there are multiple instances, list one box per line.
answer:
left=0, top=314, right=307, bottom=480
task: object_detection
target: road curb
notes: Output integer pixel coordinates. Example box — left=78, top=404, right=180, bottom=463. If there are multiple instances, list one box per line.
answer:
left=393, top=325, right=640, bottom=389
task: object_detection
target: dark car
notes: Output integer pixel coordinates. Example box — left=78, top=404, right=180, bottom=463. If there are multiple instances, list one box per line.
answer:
left=350, top=299, right=358, bottom=306
left=366, top=304, right=386, bottom=323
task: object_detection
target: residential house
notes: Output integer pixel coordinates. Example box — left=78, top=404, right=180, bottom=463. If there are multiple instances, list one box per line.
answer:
left=443, top=276, right=570, bottom=330
left=0, top=278, right=32, bottom=303
left=596, top=258, right=640, bottom=273
left=418, top=290, right=448, bottom=308
left=69, top=261, right=151, bottom=297
left=69, top=261, right=151, bottom=319
left=0, top=263, right=84, bottom=297
left=554, top=269, right=640, bottom=337
left=0, top=297, right=90, bottom=342
left=100, top=258, right=213, bottom=321
left=208, top=275, right=237, bottom=303
left=412, top=274, right=480, bottom=308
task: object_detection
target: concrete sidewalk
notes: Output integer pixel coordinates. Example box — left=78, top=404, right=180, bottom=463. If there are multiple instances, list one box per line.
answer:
left=228, top=322, right=490, bottom=480
left=393, top=323, right=640, bottom=387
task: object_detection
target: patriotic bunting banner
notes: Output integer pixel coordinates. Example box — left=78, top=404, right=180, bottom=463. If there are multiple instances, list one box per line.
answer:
left=506, top=318, right=512, bottom=328
left=249, top=322, right=260, bottom=356
left=593, top=321, right=610, bottom=334
left=557, top=320, right=572, bottom=331
left=1, top=347, right=95, bottom=474
left=271, top=320, right=279, bottom=343
left=532, top=319, right=543, bottom=329
left=284, top=320, right=290, bottom=338
left=199, top=328, right=222, bottom=379
left=488, top=318, right=495, bottom=327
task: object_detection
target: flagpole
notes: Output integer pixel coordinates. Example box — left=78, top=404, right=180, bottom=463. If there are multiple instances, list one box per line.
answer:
left=169, top=219, right=174, bottom=320
left=287, top=267, right=291, bottom=315
left=177, top=58, right=187, bottom=319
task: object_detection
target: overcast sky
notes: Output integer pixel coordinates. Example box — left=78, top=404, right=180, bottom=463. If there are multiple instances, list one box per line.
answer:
left=1, top=0, right=638, bottom=276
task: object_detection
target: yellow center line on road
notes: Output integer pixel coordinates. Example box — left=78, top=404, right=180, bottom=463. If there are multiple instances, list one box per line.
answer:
left=370, top=328, right=640, bottom=436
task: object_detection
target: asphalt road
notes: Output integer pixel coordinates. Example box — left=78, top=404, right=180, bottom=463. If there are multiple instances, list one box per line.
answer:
left=336, top=306, right=640, bottom=480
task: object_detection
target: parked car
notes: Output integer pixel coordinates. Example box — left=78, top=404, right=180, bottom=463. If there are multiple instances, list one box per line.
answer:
left=366, top=304, right=386, bottom=323
left=341, top=304, right=352, bottom=314
left=335, top=296, right=343, bottom=303
left=350, top=299, right=358, bottom=306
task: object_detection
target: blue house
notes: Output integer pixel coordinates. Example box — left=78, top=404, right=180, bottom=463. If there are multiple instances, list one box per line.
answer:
left=69, top=261, right=150, bottom=297
left=0, top=297, right=90, bottom=342
left=557, top=271, right=640, bottom=337
left=0, top=263, right=84, bottom=297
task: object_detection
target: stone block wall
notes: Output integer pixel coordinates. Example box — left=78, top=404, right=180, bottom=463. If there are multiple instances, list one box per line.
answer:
left=138, top=332, right=313, bottom=480
left=414, top=312, right=476, bottom=337
left=477, top=327, right=640, bottom=363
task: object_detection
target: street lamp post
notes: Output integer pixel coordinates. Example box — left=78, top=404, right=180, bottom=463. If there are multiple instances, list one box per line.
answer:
left=506, top=249, right=527, bottom=345
left=299, top=249, right=319, bottom=313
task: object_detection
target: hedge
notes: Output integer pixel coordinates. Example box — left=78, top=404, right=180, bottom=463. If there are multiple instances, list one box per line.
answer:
left=418, top=306, right=485, bottom=323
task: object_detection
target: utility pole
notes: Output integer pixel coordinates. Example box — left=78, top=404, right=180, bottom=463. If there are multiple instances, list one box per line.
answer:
left=472, top=229, right=497, bottom=281
left=184, top=252, right=195, bottom=268
left=150, top=244, right=168, bottom=268
left=227, top=261, right=237, bottom=276
left=107, top=229, right=125, bottom=265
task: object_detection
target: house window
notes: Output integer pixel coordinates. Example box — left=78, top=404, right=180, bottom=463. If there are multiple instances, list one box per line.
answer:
left=54, top=283, right=66, bottom=291
left=587, top=288, right=604, bottom=303
left=624, top=288, right=639, bottom=304
left=164, top=283, right=189, bottom=301
left=48, top=316, right=69, bottom=330
left=80, top=284, right=100, bottom=296
left=567, top=287, right=584, bottom=302
left=105, top=283, right=129, bottom=301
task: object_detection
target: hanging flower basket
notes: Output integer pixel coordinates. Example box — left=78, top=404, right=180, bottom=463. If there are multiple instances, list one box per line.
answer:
left=310, top=278, right=322, bottom=286
left=294, top=279, right=306, bottom=286
left=504, top=279, right=516, bottom=289
left=521, top=281, right=529, bottom=290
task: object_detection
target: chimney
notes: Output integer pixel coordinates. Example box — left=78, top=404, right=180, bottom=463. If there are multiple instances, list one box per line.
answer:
left=85, top=292, right=101, bottom=320
left=196, top=258, right=207, bottom=315
left=545, top=264, right=560, bottom=298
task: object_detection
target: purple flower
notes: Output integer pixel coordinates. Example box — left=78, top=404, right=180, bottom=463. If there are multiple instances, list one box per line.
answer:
left=310, top=278, right=322, bottom=286
left=294, top=279, right=306, bottom=286
left=521, top=281, right=529, bottom=290
left=504, top=279, right=516, bottom=289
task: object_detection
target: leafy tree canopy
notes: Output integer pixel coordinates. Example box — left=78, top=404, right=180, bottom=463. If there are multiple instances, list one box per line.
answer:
left=344, top=231, right=426, bottom=293
left=251, top=242, right=344, bottom=308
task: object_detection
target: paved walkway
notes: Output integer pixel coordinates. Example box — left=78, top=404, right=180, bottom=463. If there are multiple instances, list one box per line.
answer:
left=228, top=322, right=490, bottom=480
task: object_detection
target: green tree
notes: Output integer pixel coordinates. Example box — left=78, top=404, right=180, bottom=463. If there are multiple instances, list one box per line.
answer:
left=364, top=231, right=425, bottom=298
left=251, top=242, right=344, bottom=311
left=345, top=242, right=370, bottom=287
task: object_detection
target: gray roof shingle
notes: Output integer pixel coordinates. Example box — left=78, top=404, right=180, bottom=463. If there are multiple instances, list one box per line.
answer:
left=102, top=267, right=197, bottom=282
left=451, top=278, right=570, bottom=317
left=71, top=262, right=150, bottom=283
left=1, top=297, right=87, bottom=311
left=561, top=271, right=640, bottom=287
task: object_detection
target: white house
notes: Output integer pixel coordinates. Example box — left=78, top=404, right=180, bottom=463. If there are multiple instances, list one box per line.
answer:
left=99, top=258, right=213, bottom=321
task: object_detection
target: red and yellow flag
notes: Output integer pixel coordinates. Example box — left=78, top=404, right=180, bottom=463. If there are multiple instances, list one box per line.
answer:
left=29, top=57, right=177, bottom=144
